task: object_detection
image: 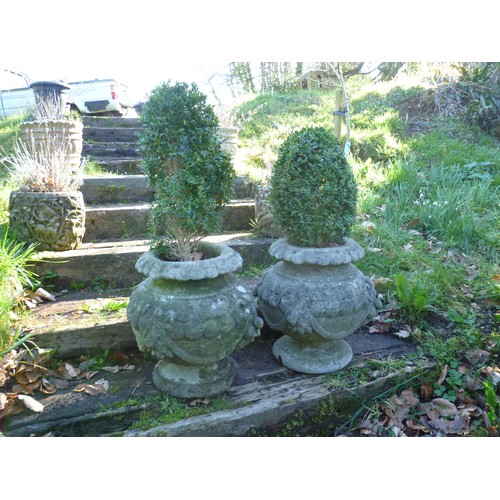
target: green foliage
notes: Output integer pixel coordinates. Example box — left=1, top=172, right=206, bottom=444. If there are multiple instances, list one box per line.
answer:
left=270, top=126, right=357, bottom=246
left=0, top=114, right=24, bottom=177
left=394, top=273, right=429, bottom=326
left=484, top=379, right=499, bottom=425
left=381, top=161, right=499, bottom=253
left=433, top=359, right=466, bottom=403
left=0, top=225, right=38, bottom=354
left=139, top=82, right=235, bottom=260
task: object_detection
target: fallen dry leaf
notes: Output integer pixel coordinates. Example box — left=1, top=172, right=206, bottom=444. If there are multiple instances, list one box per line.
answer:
left=34, top=287, right=56, bottom=302
left=464, top=348, right=491, bottom=364
left=420, top=398, right=458, bottom=420
left=65, top=363, right=81, bottom=378
left=40, top=378, right=56, bottom=395
left=73, top=382, right=108, bottom=396
left=361, top=220, right=376, bottom=233
left=420, top=382, right=434, bottom=401
left=54, top=378, right=70, bottom=390
left=95, top=378, right=109, bottom=392
left=0, top=396, right=24, bottom=419
left=85, top=370, right=100, bottom=380
left=0, top=392, right=7, bottom=410
left=437, top=365, right=449, bottom=386
left=482, top=366, right=500, bottom=386
left=372, top=276, right=392, bottom=287
left=12, top=379, right=41, bottom=395
left=384, top=388, right=419, bottom=428
left=101, top=365, right=120, bottom=374
left=406, top=419, right=430, bottom=433
left=17, top=394, right=44, bottom=413
left=190, top=398, right=210, bottom=407
left=393, top=328, right=411, bottom=339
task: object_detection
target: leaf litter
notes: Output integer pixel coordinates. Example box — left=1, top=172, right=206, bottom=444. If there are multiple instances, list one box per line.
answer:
left=0, top=347, right=136, bottom=421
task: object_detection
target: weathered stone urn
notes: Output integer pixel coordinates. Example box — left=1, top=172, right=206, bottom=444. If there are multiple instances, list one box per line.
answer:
left=255, top=184, right=280, bottom=238
left=255, top=238, right=379, bottom=374
left=8, top=191, right=86, bottom=251
left=127, top=242, right=263, bottom=398
left=217, top=127, right=239, bottom=156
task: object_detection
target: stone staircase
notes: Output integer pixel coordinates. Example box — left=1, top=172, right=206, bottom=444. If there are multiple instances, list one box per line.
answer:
left=33, top=116, right=274, bottom=290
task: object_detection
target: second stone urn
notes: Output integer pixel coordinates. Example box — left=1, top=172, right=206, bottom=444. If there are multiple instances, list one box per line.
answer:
left=127, top=242, right=263, bottom=398
left=255, top=238, right=379, bottom=374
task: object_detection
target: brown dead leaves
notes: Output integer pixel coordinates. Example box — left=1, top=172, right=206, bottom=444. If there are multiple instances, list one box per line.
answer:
left=0, top=348, right=136, bottom=421
left=357, top=387, right=488, bottom=437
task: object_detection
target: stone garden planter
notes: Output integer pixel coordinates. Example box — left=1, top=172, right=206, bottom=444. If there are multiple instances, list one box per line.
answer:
left=255, top=184, right=280, bottom=238
left=217, top=127, right=239, bottom=156
left=255, top=238, right=379, bottom=374
left=127, top=242, right=263, bottom=398
left=8, top=191, right=86, bottom=251
left=21, top=120, right=83, bottom=171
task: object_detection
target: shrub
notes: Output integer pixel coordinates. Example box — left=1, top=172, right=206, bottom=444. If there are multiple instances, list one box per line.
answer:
left=139, top=82, right=235, bottom=260
left=269, top=126, right=358, bottom=247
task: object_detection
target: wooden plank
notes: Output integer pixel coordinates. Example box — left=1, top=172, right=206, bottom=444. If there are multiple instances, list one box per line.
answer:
left=123, top=363, right=431, bottom=437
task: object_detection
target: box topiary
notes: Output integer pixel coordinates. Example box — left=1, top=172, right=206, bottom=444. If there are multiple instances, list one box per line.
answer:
left=269, top=126, right=357, bottom=247
left=139, top=82, right=235, bottom=260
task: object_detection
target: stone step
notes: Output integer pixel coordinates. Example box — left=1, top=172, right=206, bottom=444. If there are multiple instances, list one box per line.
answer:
left=85, top=158, right=142, bottom=175
left=23, top=274, right=262, bottom=358
left=81, top=175, right=256, bottom=204
left=32, top=234, right=276, bottom=289
left=83, top=200, right=255, bottom=241
left=83, top=127, right=142, bottom=143
left=82, top=175, right=155, bottom=204
left=82, top=116, right=142, bottom=128
left=82, top=142, right=141, bottom=158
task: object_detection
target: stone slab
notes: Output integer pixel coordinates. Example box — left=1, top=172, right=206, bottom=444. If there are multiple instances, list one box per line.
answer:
left=82, top=142, right=141, bottom=158
left=83, top=116, right=141, bottom=128
left=83, top=127, right=141, bottom=143
left=81, top=175, right=256, bottom=205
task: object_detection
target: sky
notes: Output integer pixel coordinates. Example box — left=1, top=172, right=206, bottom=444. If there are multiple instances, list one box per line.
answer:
left=2, top=1, right=497, bottom=107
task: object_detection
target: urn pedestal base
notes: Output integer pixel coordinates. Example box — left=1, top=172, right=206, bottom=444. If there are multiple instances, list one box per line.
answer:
left=272, top=336, right=353, bottom=374
left=153, top=357, right=237, bottom=399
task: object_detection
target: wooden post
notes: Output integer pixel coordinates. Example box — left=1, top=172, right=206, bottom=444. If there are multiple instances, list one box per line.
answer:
left=333, top=89, right=344, bottom=140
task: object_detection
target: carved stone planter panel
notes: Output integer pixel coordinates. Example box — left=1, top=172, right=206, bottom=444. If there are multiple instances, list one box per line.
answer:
left=255, top=184, right=280, bottom=238
left=21, top=120, right=83, bottom=171
left=9, top=191, right=86, bottom=251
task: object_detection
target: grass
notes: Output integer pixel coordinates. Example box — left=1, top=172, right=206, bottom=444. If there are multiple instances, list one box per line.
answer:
left=234, top=72, right=499, bottom=435
left=0, top=225, right=38, bottom=355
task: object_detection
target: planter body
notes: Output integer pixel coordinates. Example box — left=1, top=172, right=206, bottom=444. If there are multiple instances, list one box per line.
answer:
left=21, top=120, right=83, bottom=172
left=9, top=190, right=86, bottom=251
left=217, top=127, right=239, bottom=156
left=127, top=242, right=263, bottom=398
left=255, top=238, right=379, bottom=374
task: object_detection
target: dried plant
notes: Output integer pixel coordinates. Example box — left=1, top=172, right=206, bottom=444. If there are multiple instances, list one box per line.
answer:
left=26, top=93, right=79, bottom=122
left=5, top=139, right=83, bottom=192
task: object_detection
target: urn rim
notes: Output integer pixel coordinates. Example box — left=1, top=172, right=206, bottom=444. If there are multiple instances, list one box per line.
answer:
left=269, top=237, right=365, bottom=265
left=136, top=241, right=243, bottom=281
